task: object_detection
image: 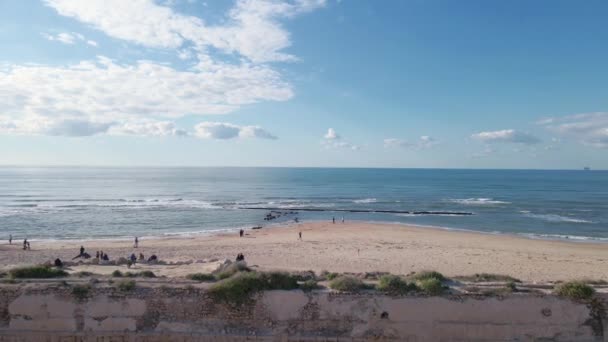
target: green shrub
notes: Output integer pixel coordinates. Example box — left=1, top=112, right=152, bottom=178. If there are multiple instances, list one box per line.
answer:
left=117, top=280, right=136, bottom=292
left=73, top=271, right=96, bottom=278
left=554, top=281, right=595, bottom=301
left=300, top=279, right=319, bottom=292
left=505, top=281, right=517, bottom=292
left=409, top=271, right=445, bottom=282
left=111, top=270, right=123, bottom=277
left=377, top=275, right=418, bottom=295
left=214, top=262, right=251, bottom=280
left=417, top=278, right=445, bottom=296
left=187, top=273, right=216, bottom=282
left=265, top=272, right=299, bottom=290
left=9, top=266, right=68, bottom=279
left=326, top=272, right=340, bottom=281
left=72, top=285, right=91, bottom=301
left=455, top=273, right=521, bottom=283
left=208, top=271, right=299, bottom=304
left=137, top=271, right=156, bottom=278
left=329, top=276, right=367, bottom=292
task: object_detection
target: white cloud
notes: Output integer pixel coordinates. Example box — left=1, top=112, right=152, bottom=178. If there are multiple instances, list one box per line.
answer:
left=0, top=56, right=292, bottom=123
left=0, top=116, right=112, bottom=136
left=471, top=129, right=540, bottom=145
left=324, top=128, right=339, bottom=140
left=43, top=0, right=326, bottom=63
left=2, top=1, right=323, bottom=138
left=109, top=120, right=187, bottom=136
left=322, top=128, right=359, bottom=150
left=384, top=136, right=439, bottom=149
left=539, top=112, right=608, bottom=148
left=194, top=122, right=277, bottom=140
left=43, top=31, right=96, bottom=46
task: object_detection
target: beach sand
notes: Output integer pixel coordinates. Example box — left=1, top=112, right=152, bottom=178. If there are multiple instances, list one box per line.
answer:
left=1, top=221, right=606, bottom=282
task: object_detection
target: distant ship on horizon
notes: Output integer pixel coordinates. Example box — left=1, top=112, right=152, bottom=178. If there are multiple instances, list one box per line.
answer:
left=584, top=166, right=591, bottom=171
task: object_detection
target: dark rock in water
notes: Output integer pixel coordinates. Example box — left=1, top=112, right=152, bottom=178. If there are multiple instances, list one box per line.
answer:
left=252, top=226, right=262, bottom=230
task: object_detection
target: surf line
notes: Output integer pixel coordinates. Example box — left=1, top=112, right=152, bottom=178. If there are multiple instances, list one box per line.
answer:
left=238, top=207, right=474, bottom=216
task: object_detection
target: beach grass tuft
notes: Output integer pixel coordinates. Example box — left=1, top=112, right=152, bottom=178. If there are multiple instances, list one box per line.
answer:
left=111, top=270, right=123, bottom=277
left=409, top=270, right=446, bottom=282
left=454, top=273, right=521, bottom=283
left=187, top=273, right=216, bottom=282
left=71, top=284, right=92, bottom=301
left=9, top=265, right=68, bottom=279
left=117, top=279, right=136, bottom=292
left=300, top=279, right=320, bottom=292
left=554, top=281, right=595, bottom=301
left=208, top=271, right=299, bottom=304
left=416, top=278, right=445, bottom=295
left=329, top=276, right=367, bottom=292
left=377, top=274, right=418, bottom=295
left=214, top=262, right=251, bottom=280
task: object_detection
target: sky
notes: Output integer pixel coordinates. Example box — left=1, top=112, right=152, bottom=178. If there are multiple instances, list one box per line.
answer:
left=0, top=0, right=607, bottom=169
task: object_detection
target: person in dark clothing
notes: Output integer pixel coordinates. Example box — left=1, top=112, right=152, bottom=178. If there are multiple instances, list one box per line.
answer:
left=239, top=229, right=244, bottom=237
left=148, top=254, right=158, bottom=262
left=236, top=253, right=245, bottom=261
left=23, top=239, right=27, bottom=250
left=54, top=258, right=63, bottom=268
left=79, top=246, right=85, bottom=256
left=96, top=251, right=100, bottom=259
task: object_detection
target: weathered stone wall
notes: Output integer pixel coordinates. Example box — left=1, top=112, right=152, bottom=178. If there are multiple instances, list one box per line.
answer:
left=0, top=285, right=605, bottom=341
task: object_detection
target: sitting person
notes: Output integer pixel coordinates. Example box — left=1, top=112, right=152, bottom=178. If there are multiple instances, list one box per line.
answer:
left=54, top=258, right=63, bottom=268
left=102, top=253, right=109, bottom=261
left=147, top=254, right=158, bottom=262
left=130, top=253, right=137, bottom=263
left=138, top=253, right=145, bottom=261
left=236, top=253, right=245, bottom=261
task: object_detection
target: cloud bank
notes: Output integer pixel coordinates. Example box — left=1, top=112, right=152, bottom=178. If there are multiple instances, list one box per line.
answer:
left=471, top=129, right=540, bottom=145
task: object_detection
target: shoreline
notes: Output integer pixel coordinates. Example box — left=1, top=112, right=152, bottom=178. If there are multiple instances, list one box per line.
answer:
left=1, top=221, right=607, bottom=282
left=14, top=218, right=608, bottom=245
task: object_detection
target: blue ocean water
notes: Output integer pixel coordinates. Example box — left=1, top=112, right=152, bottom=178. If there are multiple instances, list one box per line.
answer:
left=0, top=167, right=606, bottom=241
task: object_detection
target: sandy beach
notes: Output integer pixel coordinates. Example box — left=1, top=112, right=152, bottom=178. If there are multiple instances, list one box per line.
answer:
left=1, top=221, right=606, bottom=283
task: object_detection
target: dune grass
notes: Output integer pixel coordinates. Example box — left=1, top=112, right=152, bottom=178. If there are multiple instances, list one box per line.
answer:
left=454, top=273, right=521, bottom=283
left=208, top=271, right=299, bottom=304
left=408, top=270, right=446, bottom=282
left=377, top=275, right=418, bottom=295
left=329, top=276, right=368, bottom=292
left=187, top=273, right=216, bottom=282
left=9, top=265, right=68, bottom=279
left=554, top=281, right=595, bottom=301
left=117, top=280, right=136, bottom=292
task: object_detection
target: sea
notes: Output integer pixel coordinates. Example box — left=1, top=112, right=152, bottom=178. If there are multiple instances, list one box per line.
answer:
left=0, top=167, right=606, bottom=242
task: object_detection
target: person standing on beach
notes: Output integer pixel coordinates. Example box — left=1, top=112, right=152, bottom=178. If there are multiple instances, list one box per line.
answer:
left=341, top=216, right=344, bottom=223
left=332, top=217, right=335, bottom=224
left=298, top=231, right=302, bottom=240
left=134, top=237, right=139, bottom=248
left=23, top=239, right=27, bottom=250
left=8, top=234, right=12, bottom=245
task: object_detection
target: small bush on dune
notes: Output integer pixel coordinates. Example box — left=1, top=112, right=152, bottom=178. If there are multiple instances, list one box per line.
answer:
left=117, top=280, right=136, bottom=292
left=417, top=278, right=445, bottom=296
left=208, top=271, right=299, bottom=304
left=137, top=270, right=156, bottom=278
left=9, top=266, right=68, bottom=279
left=377, top=275, right=418, bottom=295
left=455, top=273, right=521, bottom=283
left=187, top=273, right=216, bottom=282
left=73, top=271, right=96, bottom=278
left=409, top=271, right=446, bottom=282
left=72, top=284, right=91, bottom=301
left=111, top=270, right=123, bottom=277
left=554, top=281, right=595, bottom=301
left=214, top=262, right=251, bottom=280
left=300, top=279, right=320, bottom=292
left=329, top=276, right=367, bottom=292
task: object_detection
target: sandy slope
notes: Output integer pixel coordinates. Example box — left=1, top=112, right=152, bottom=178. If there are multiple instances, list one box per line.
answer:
left=1, top=221, right=606, bottom=282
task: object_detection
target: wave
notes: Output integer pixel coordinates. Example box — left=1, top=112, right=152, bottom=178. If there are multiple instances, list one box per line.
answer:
left=447, top=198, right=510, bottom=206
left=523, top=213, right=595, bottom=224
left=518, top=232, right=608, bottom=242
left=353, top=198, right=377, bottom=204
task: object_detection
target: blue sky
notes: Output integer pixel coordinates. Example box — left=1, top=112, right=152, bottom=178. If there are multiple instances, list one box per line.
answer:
left=1, top=0, right=607, bottom=169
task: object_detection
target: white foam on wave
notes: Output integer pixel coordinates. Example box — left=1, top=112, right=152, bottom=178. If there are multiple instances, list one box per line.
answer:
left=519, top=232, right=608, bottom=242
left=523, top=213, right=595, bottom=224
left=448, top=198, right=510, bottom=205
left=353, top=198, right=377, bottom=204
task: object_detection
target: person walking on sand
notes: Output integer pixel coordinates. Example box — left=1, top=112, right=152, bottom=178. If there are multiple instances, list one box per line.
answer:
left=298, top=231, right=302, bottom=240
left=332, top=217, right=335, bottom=224
left=23, top=239, right=27, bottom=250
left=9, top=234, right=12, bottom=245
left=134, top=236, right=139, bottom=248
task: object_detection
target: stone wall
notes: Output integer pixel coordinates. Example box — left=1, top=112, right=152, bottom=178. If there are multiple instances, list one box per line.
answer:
left=0, top=284, right=605, bottom=341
